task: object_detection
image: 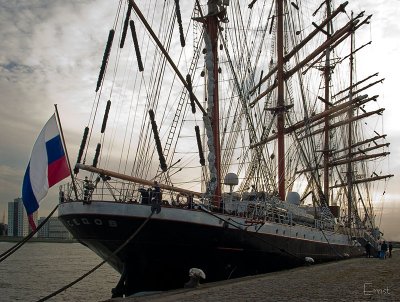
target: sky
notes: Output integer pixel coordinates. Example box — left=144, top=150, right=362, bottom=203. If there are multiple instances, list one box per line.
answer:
left=0, top=0, right=399, bottom=240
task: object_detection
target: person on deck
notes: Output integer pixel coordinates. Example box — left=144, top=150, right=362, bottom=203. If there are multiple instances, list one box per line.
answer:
left=365, top=241, right=372, bottom=258
left=187, top=194, right=194, bottom=209
left=250, top=185, right=257, bottom=201
left=377, top=242, right=382, bottom=258
left=389, top=242, right=393, bottom=258
left=138, top=187, right=150, bottom=204
left=83, top=176, right=93, bottom=204
left=381, top=241, right=388, bottom=259
left=153, top=181, right=161, bottom=204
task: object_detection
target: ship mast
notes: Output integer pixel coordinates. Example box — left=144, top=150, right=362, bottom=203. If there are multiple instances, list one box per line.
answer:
left=276, top=0, right=285, bottom=201
left=323, top=0, right=332, bottom=205
left=347, top=12, right=355, bottom=228
left=205, top=1, right=222, bottom=207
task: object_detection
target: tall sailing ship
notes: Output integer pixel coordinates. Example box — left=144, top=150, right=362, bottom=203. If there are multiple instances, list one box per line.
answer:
left=58, top=0, right=393, bottom=296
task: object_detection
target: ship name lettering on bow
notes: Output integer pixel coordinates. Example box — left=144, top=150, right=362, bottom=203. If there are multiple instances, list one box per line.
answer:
left=67, top=218, right=118, bottom=227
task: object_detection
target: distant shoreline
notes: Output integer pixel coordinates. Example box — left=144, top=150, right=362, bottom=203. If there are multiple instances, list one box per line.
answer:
left=0, top=236, right=77, bottom=243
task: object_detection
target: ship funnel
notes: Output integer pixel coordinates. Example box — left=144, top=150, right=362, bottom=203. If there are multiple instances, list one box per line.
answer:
left=286, top=192, right=300, bottom=205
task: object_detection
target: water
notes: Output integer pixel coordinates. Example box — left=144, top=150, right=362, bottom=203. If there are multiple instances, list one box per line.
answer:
left=0, top=242, right=120, bottom=302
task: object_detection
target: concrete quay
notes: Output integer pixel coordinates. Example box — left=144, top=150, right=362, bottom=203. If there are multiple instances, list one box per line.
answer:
left=109, top=251, right=398, bottom=302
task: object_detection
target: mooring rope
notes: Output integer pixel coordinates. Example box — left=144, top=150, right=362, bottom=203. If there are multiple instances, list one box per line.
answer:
left=36, top=208, right=156, bottom=302
left=0, top=204, right=59, bottom=263
left=319, top=226, right=345, bottom=259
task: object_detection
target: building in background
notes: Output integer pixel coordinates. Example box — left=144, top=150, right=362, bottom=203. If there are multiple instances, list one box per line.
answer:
left=37, top=217, right=73, bottom=239
left=0, top=209, right=7, bottom=235
left=7, top=198, right=37, bottom=237
left=6, top=198, right=72, bottom=240
left=0, top=223, right=7, bottom=235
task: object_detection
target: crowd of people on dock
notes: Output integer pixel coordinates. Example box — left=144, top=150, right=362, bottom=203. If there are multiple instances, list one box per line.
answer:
left=365, top=240, right=393, bottom=259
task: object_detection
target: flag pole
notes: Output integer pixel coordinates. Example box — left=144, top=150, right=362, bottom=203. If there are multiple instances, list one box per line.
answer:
left=54, top=104, right=79, bottom=200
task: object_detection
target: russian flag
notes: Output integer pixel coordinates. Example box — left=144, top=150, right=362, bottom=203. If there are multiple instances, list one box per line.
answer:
left=22, top=114, right=70, bottom=230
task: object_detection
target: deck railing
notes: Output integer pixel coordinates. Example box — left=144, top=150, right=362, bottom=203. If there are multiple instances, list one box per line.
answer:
left=60, top=180, right=340, bottom=231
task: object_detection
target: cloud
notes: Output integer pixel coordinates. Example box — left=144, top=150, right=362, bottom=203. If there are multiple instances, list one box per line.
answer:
left=0, top=0, right=398, bottom=241
left=378, top=205, right=400, bottom=241
left=0, top=164, right=23, bottom=203
left=0, top=0, right=109, bottom=212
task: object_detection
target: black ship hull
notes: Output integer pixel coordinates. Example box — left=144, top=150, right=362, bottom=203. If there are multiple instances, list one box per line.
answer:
left=58, top=201, right=364, bottom=295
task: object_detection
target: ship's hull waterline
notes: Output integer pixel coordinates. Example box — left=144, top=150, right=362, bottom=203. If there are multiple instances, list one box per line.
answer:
left=58, top=201, right=364, bottom=294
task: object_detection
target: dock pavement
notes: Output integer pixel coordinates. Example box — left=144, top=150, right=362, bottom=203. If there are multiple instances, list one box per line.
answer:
left=108, top=250, right=398, bottom=302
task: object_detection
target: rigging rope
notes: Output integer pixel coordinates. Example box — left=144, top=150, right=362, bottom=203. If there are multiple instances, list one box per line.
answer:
left=149, top=109, right=168, bottom=172
left=110, top=0, right=146, bottom=177
left=74, top=126, right=89, bottom=174
left=78, top=1, right=123, bottom=172
left=131, top=0, right=173, bottom=181
left=101, top=100, right=112, bottom=134
left=319, top=227, right=345, bottom=259
left=36, top=208, right=156, bottom=302
left=120, top=1, right=132, bottom=48
left=96, top=30, right=115, bottom=93
left=174, top=0, right=185, bottom=47
left=130, top=20, right=144, bottom=72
